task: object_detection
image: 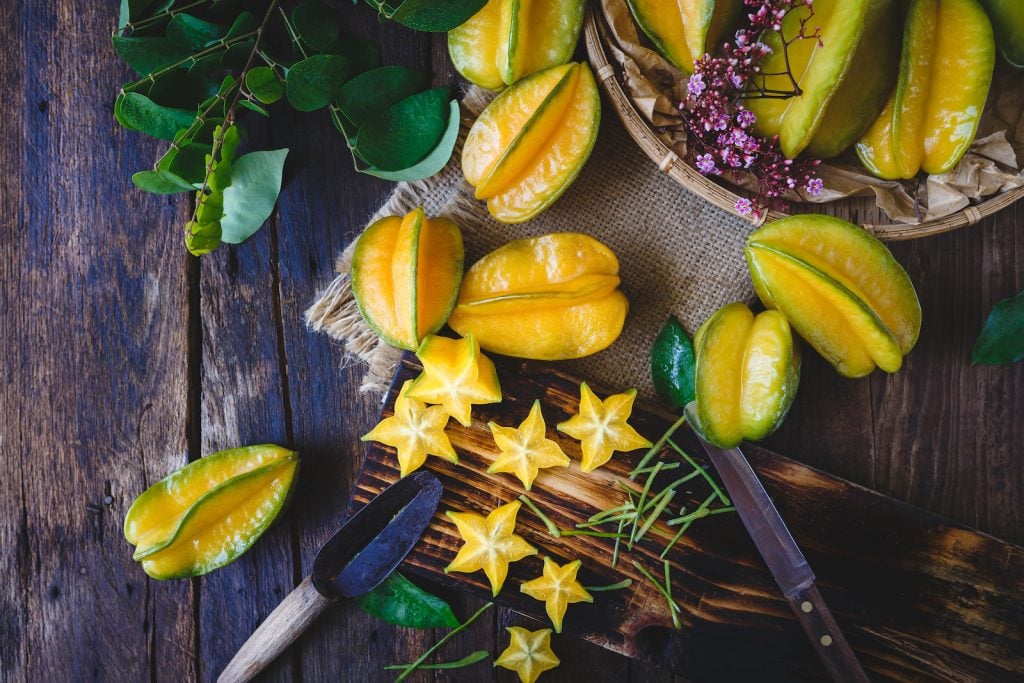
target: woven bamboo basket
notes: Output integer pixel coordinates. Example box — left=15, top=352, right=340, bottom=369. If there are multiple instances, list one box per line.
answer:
left=583, top=5, right=1024, bottom=241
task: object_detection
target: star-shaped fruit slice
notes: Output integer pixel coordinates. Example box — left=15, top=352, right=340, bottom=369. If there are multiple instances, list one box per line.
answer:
left=406, top=333, right=502, bottom=427
left=445, top=500, right=537, bottom=596
left=520, top=557, right=593, bottom=633
left=494, top=626, right=560, bottom=683
left=557, top=382, right=652, bottom=473
left=361, top=380, right=457, bottom=478
left=488, top=400, right=571, bottom=490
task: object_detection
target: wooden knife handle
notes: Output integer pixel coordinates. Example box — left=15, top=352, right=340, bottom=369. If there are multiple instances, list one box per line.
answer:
left=218, top=576, right=334, bottom=683
left=787, top=584, right=869, bottom=683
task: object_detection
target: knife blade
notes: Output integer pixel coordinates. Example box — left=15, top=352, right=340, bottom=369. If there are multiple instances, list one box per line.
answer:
left=683, top=403, right=868, bottom=683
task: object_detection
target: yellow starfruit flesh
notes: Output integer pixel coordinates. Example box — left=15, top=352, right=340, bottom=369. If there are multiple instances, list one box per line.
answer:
left=124, top=444, right=295, bottom=559
left=445, top=500, right=538, bottom=596
left=350, top=208, right=464, bottom=351
left=361, top=380, right=457, bottom=478
left=625, top=0, right=744, bottom=74
left=124, top=445, right=299, bottom=580
left=406, top=334, right=503, bottom=427
left=739, top=310, right=800, bottom=440
left=448, top=234, right=628, bottom=361
left=856, top=95, right=902, bottom=180
left=557, top=383, right=651, bottom=473
left=447, top=0, right=506, bottom=90
left=519, top=557, right=593, bottom=633
left=488, top=400, right=571, bottom=490
left=695, top=303, right=754, bottom=448
left=495, top=627, right=561, bottom=683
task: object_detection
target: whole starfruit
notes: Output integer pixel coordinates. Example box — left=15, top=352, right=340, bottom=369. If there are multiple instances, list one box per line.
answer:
left=448, top=0, right=586, bottom=90
left=448, top=233, right=628, bottom=360
left=462, top=62, right=600, bottom=223
left=693, top=303, right=801, bottom=449
left=350, top=207, right=464, bottom=351
left=745, top=215, right=921, bottom=378
left=625, top=0, right=744, bottom=74
left=124, top=445, right=299, bottom=580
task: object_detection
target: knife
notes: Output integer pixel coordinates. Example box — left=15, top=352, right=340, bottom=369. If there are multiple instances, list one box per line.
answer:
left=218, top=471, right=443, bottom=683
left=683, top=403, right=868, bottom=682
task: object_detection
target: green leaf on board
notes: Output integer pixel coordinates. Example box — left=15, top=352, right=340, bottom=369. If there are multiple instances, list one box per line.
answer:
left=651, top=315, right=697, bottom=408
left=132, top=169, right=196, bottom=194
left=972, top=289, right=1024, bottom=365
left=286, top=54, right=351, bottom=111
left=355, top=87, right=450, bottom=171
left=335, top=65, right=431, bottom=130
left=185, top=220, right=222, bottom=256
left=113, top=36, right=191, bottom=76
left=292, top=1, right=340, bottom=51
left=356, top=572, right=459, bottom=629
left=360, top=99, right=460, bottom=181
left=367, top=0, right=488, bottom=31
left=185, top=124, right=241, bottom=256
left=245, top=66, right=284, bottom=104
left=115, top=92, right=196, bottom=140
left=158, top=141, right=212, bottom=184
left=219, top=148, right=289, bottom=244
left=166, top=14, right=226, bottom=50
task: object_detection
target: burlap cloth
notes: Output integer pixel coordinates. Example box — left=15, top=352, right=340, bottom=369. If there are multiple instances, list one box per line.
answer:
left=305, top=88, right=755, bottom=398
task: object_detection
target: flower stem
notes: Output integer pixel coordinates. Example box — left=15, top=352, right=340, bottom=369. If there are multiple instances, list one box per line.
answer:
left=518, top=494, right=560, bottom=538
left=667, top=439, right=731, bottom=506
left=630, top=414, right=687, bottom=480
left=585, top=579, right=633, bottom=592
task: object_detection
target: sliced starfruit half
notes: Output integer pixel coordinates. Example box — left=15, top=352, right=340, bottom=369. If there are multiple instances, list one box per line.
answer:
left=461, top=62, right=600, bottom=223
left=124, top=445, right=299, bottom=580
left=406, top=333, right=503, bottom=427
left=857, top=0, right=994, bottom=178
left=625, top=0, right=744, bottom=74
left=448, top=233, right=628, bottom=360
left=694, top=303, right=800, bottom=448
left=448, top=0, right=586, bottom=90
left=350, top=207, right=464, bottom=351
left=745, top=215, right=921, bottom=378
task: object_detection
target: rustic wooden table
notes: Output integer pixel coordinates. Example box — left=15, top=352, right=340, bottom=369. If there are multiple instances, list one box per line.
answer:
left=2, top=2, right=1022, bottom=682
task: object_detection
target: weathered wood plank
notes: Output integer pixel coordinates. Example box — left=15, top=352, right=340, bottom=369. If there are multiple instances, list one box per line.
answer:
left=2, top=1, right=196, bottom=681
left=353, top=355, right=1024, bottom=681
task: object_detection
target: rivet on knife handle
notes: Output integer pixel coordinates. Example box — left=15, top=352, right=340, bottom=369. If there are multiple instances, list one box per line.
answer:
left=787, top=584, right=868, bottom=683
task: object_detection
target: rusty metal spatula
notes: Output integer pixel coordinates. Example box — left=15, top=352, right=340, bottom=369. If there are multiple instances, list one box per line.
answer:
left=218, top=471, right=443, bottom=683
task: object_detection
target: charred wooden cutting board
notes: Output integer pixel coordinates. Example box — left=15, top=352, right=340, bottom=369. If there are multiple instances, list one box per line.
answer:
left=351, top=354, right=1024, bottom=681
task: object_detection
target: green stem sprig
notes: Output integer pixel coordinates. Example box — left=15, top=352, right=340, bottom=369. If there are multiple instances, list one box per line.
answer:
left=391, top=602, right=494, bottom=682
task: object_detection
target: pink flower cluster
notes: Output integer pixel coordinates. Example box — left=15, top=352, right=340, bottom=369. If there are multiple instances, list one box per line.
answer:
left=681, top=0, right=822, bottom=218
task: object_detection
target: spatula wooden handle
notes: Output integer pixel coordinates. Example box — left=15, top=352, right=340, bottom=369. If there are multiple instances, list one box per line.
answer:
left=218, top=575, right=333, bottom=683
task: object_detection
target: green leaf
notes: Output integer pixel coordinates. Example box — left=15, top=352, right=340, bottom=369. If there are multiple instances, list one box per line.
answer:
left=158, top=141, right=212, bottom=184
left=360, top=99, right=460, bottom=181
left=368, top=0, right=488, bottom=31
left=292, top=1, right=340, bottom=51
left=245, top=66, right=284, bottom=104
left=384, top=651, right=490, bottom=671
left=357, top=572, right=459, bottom=629
left=132, top=169, right=196, bottom=194
left=323, top=32, right=381, bottom=74
left=185, top=220, right=221, bottom=256
left=219, top=148, right=289, bottom=244
left=166, top=14, right=225, bottom=50
left=225, top=11, right=257, bottom=39
left=651, top=315, right=697, bottom=408
left=355, top=87, right=450, bottom=171
left=335, top=65, right=430, bottom=130
left=239, top=99, right=270, bottom=116
left=286, top=54, right=351, bottom=112
left=220, top=40, right=255, bottom=69
left=972, top=289, right=1024, bottom=365
left=116, top=92, right=196, bottom=140
left=112, top=36, right=191, bottom=76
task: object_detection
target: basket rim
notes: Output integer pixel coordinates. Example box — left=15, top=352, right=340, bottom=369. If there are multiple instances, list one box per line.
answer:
left=583, top=4, right=1024, bottom=241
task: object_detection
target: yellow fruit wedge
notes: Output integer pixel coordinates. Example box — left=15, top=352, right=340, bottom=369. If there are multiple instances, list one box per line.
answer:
left=740, top=310, right=801, bottom=440
left=625, top=0, right=743, bottom=74
left=748, top=215, right=921, bottom=354
left=462, top=63, right=600, bottom=223
left=406, top=334, right=503, bottom=427
left=448, top=0, right=585, bottom=90
left=695, top=303, right=754, bottom=448
left=139, top=456, right=299, bottom=580
left=893, top=0, right=939, bottom=178
left=351, top=208, right=464, bottom=350
left=856, top=95, right=902, bottom=180
left=124, top=444, right=295, bottom=558
left=449, top=234, right=628, bottom=360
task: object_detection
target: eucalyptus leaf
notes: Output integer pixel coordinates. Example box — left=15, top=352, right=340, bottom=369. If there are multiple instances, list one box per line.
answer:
left=158, top=141, right=212, bottom=184
left=356, top=573, right=459, bottom=629
left=220, top=40, right=255, bottom=69
left=292, top=1, right=340, bottom=51
left=225, top=11, right=257, bottom=39
left=245, top=66, right=284, bottom=104
left=116, top=92, right=196, bottom=140
left=355, top=87, right=450, bottom=171
left=360, top=99, right=459, bottom=181
left=323, top=33, right=381, bottom=74
left=113, top=36, right=191, bottom=76
left=219, top=148, right=289, bottom=244
left=132, top=169, right=196, bottom=194
left=185, top=220, right=221, bottom=256
left=239, top=99, right=270, bottom=116
left=972, top=289, right=1024, bottom=365
left=368, top=0, right=487, bottom=31
left=286, top=54, right=351, bottom=111
left=335, top=65, right=430, bottom=130
left=166, top=14, right=225, bottom=50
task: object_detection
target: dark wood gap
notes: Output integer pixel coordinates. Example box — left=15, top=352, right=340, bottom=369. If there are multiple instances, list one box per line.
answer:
left=186, top=252, right=203, bottom=681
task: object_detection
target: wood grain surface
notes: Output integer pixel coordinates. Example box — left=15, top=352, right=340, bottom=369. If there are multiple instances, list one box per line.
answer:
left=0, top=1, right=1022, bottom=682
